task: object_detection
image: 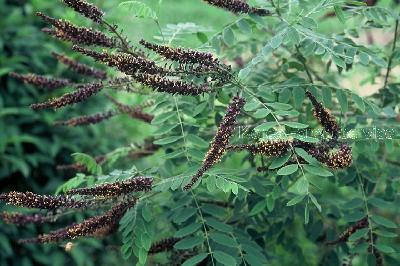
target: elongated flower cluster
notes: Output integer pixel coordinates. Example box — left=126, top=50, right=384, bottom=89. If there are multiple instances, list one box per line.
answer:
left=227, top=140, right=291, bottom=157
left=52, top=52, right=106, bottom=79
left=140, top=40, right=226, bottom=70
left=134, top=73, right=211, bottom=96
left=106, top=94, right=154, bottom=123
left=72, top=46, right=164, bottom=75
left=184, top=96, right=245, bottom=190
left=0, top=212, right=54, bottom=226
left=62, top=0, right=104, bottom=23
left=306, top=91, right=340, bottom=140
left=37, top=12, right=116, bottom=47
left=140, top=40, right=231, bottom=84
left=0, top=191, right=89, bottom=210
left=19, top=199, right=136, bottom=243
left=54, top=110, right=116, bottom=127
left=66, top=177, right=153, bottom=197
left=324, top=144, right=352, bottom=169
left=149, top=238, right=180, bottom=254
left=295, top=141, right=352, bottom=169
left=326, top=216, right=368, bottom=245
left=9, top=72, right=70, bottom=90
left=31, top=82, right=103, bottom=110
left=73, top=46, right=214, bottom=95
left=203, top=0, right=270, bottom=16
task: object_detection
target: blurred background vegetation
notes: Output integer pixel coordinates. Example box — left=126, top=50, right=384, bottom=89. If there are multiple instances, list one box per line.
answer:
left=1, top=0, right=399, bottom=265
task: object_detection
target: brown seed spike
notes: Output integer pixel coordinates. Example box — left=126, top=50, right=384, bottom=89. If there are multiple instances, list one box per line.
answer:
left=0, top=212, right=55, bottom=226
left=72, top=46, right=164, bottom=76
left=227, top=140, right=291, bottom=157
left=51, top=52, right=107, bottom=79
left=18, top=199, right=136, bottom=244
left=306, top=90, right=340, bottom=140
left=139, top=39, right=226, bottom=70
left=30, top=82, right=103, bottom=110
left=65, top=177, right=153, bottom=197
left=325, top=144, right=352, bottom=169
left=293, top=140, right=352, bottom=169
left=203, top=0, right=270, bottom=16
left=54, top=110, right=116, bottom=127
left=9, top=72, right=70, bottom=90
left=326, top=216, right=368, bottom=245
left=0, top=191, right=90, bottom=210
left=37, top=12, right=116, bottom=47
left=133, top=73, right=211, bottom=96
left=184, top=96, right=245, bottom=190
left=62, top=0, right=104, bottom=23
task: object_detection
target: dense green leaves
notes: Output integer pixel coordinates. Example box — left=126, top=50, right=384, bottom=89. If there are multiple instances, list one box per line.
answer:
left=213, top=251, right=237, bottom=266
left=174, top=236, right=204, bottom=250
left=181, top=253, right=208, bottom=266
left=4, top=0, right=400, bottom=265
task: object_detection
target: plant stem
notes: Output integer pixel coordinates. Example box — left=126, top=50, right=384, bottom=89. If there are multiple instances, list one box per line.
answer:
left=101, top=20, right=135, bottom=55
left=355, top=165, right=374, bottom=254
left=296, top=46, right=314, bottom=84
left=191, top=191, right=216, bottom=266
left=174, top=96, right=191, bottom=164
left=383, top=19, right=399, bottom=90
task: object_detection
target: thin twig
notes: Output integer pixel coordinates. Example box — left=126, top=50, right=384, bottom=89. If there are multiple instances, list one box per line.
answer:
left=383, top=19, right=399, bottom=90
left=296, top=46, right=314, bottom=84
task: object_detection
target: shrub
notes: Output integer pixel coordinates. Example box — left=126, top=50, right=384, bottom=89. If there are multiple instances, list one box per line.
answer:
left=2, top=0, right=400, bottom=265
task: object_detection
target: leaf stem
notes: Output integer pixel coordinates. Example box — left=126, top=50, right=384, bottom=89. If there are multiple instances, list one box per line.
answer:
left=383, top=19, right=399, bottom=90
left=191, top=191, right=215, bottom=266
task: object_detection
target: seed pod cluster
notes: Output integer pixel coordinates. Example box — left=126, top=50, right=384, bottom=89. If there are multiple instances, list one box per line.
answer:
left=9, top=72, right=70, bottom=90
left=72, top=46, right=164, bottom=76
left=52, top=52, right=106, bottom=79
left=294, top=141, right=352, bottom=169
left=228, top=140, right=291, bottom=157
left=37, top=12, right=116, bottom=47
left=324, top=144, right=353, bottom=169
left=31, top=82, right=103, bottom=110
left=66, top=177, right=153, bottom=197
left=306, top=91, right=340, bottom=140
left=203, top=0, right=270, bottom=16
left=326, top=216, right=369, bottom=245
left=149, top=238, right=180, bottom=254
left=140, top=40, right=231, bottom=84
left=62, top=0, right=104, bottom=23
left=184, top=96, right=245, bottom=190
left=0, top=191, right=89, bottom=210
left=19, top=199, right=136, bottom=243
left=73, top=46, right=215, bottom=96
left=134, top=73, right=211, bottom=96
left=0, top=212, right=54, bottom=226
left=54, top=110, right=116, bottom=127
left=140, top=39, right=227, bottom=70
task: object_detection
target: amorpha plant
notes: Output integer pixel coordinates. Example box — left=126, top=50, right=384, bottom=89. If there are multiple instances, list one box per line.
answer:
left=2, top=0, right=400, bottom=265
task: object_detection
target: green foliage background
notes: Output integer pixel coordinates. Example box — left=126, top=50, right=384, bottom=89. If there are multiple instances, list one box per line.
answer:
left=1, top=0, right=400, bottom=265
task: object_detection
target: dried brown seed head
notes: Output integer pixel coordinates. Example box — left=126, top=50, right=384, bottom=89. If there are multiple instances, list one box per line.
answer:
left=52, top=52, right=107, bottom=79
left=9, top=72, right=70, bottom=90
left=30, top=82, right=103, bottom=110
left=184, top=96, right=245, bottom=190
left=62, top=0, right=104, bottom=23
